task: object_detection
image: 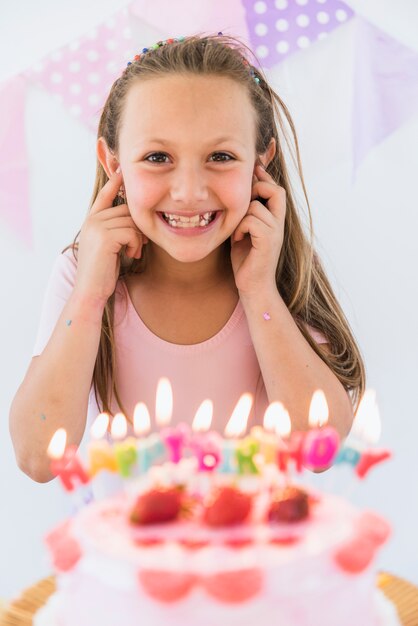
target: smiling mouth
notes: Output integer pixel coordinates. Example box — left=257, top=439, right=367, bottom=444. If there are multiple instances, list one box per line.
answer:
left=159, top=211, right=218, bottom=228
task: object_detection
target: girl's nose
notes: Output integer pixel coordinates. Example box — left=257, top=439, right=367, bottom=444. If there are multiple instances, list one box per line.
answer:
left=170, top=167, right=209, bottom=204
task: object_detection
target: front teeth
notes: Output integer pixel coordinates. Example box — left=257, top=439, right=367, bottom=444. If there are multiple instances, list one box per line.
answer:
left=162, top=211, right=215, bottom=227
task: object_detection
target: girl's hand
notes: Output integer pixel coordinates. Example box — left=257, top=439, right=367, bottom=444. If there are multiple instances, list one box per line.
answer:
left=230, top=164, right=286, bottom=296
left=74, top=170, right=149, bottom=304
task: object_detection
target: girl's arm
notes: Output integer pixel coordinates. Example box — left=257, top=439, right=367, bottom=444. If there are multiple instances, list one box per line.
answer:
left=9, top=290, right=105, bottom=483
left=240, top=286, right=354, bottom=440
left=10, top=169, right=147, bottom=483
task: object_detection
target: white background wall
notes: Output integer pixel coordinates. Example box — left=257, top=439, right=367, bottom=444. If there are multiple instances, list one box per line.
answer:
left=1, top=0, right=417, bottom=599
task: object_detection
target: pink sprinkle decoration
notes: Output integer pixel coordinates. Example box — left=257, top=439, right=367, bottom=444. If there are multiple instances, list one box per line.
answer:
left=263, top=312, right=271, bottom=320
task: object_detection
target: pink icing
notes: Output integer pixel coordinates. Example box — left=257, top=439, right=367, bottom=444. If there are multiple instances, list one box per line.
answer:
left=45, top=520, right=82, bottom=572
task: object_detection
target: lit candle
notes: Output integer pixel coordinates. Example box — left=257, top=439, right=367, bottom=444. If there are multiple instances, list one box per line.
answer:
left=190, top=400, right=222, bottom=472
left=274, top=404, right=303, bottom=475
left=112, top=413, right=138, bottom=477
left=47, top=429, right=89, bottom=491
left=335, top=390, right=374, bottom=467
left=236, top=435, right=260, bottom=474
left=303, top=390, right=340, bottom=470
left=88, top=413, right=117, bottom=477
left=156, top=377, right=190, bottom=464
left=336, top=390, right=391, bottom=478
left=161, top=422, right=191, bottom=463
left=133, top=402, right=164, bottom=473
left=250, top=402, right=283, bottom=466
left=218, top=393, right=253, bottom=474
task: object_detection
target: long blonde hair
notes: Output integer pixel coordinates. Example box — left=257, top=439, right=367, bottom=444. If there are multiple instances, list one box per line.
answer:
left=64, top=32, right=365, bottom=421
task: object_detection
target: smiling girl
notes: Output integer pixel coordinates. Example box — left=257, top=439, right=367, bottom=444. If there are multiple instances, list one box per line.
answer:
left=10, top=33, right=364, bottom=483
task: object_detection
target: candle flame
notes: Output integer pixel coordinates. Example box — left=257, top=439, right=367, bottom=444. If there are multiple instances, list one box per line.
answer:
left=224, top=393, right=253, bottom=438
left=111, top=412, right=128, bottom=440
left=133, top=403, right=151, bottom=436
left=155, top=377, right=173, bottom=427
left=192, top=400, right=213, bottom=433
left=274, top=404, right=291, bottom=439
left=351, top=389, right=381, bottom=445
left=263, top=402, right=284, bottom=432
left=308, top=390, right=329, bottom=428
left=90, top=412, right=109, bottom=439
left=47, top=428, right=67, bottom=459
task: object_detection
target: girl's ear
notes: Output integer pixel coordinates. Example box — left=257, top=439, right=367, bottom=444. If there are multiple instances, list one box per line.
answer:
left=97, top=137, right=119, bottom=178
left=256, top=137, right=276, bottom=171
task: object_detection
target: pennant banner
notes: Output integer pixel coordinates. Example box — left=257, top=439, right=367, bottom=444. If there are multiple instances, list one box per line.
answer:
left=352, top=16, right=418, bottom=179
left=242, top=0, right=354, bottom=67
left=22, top=5, right=135, bottom=134
left=1, top=1, right=418, bottom=244
left=0, top=75, right=31, bottom=247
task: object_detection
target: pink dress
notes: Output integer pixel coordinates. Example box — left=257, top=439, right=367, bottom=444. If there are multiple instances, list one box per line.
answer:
left=32, top=249, right=328, bottom=435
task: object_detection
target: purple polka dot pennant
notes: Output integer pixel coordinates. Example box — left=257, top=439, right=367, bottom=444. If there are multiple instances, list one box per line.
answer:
left=242, top=0, right=355, bottom=68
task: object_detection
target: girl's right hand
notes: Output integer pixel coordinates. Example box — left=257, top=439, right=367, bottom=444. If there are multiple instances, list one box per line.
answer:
left=73, top=170, right=148, bottom=304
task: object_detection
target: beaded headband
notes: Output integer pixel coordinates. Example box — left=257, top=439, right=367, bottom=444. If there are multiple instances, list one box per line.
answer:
left=125, top=32, right=261, bottom=85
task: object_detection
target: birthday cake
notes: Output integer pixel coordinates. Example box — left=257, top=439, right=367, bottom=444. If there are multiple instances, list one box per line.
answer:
left=34, top=453, right=400, bottom=625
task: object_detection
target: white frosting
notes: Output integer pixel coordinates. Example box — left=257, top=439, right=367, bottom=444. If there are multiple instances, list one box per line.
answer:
left=34, top=589, right=401, bottom=626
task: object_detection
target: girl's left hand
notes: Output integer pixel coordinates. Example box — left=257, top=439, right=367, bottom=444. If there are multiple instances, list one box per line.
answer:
left=230, top=163, right=286, bottom=296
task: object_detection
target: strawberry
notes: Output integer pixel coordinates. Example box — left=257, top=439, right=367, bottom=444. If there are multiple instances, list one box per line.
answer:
left=130, top=487, right=182, bottom=525
left=203, top=486, right=252, bottom=527
left=268, top=486, right=310, bottom=523
left=138, top=569, right=197, bottom=602
left=203, top=568, right=264, bottom=603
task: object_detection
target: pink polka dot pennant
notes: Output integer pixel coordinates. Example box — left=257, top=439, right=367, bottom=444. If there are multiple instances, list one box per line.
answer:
left=23, top=6, right=135, bottom=133
left=242, top=0, right=354, bottom=68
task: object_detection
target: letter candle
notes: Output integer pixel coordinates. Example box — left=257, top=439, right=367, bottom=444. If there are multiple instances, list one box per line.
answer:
left=337, top=390, right=391, bottom=479
left=190, top=400, right=222, bottom=472
left=188, top=400, right=222, bottom=496
left=250, top=402, right=284, bottom=467
left=302, top=391, right=340, bottom=471
left=47, top=429, right=92, bottom=510
left=218, top=393, right=253, bottom=474
left=134, top=402, right=165, bottom=474
left=112, top=413, right=138, bottom=477
left=88, top=413, right=117, bottom=477
left=274, top=405, right=295, bottom=481
left=156, top=377, right=191, bottom=464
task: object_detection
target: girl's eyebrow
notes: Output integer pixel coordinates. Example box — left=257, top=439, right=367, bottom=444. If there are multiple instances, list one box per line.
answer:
left=135, top=136, right=245, bottom=147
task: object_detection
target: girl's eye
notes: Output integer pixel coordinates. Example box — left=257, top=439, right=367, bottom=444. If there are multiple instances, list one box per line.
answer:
left=144, top=152, right=234, bottom=164
left=210, top=152, right=234, bottom=162
left=145, top=152, right=169, bottom=163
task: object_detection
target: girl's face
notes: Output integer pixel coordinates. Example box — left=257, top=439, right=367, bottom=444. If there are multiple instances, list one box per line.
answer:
left=116, top=74, right=259, bottom=264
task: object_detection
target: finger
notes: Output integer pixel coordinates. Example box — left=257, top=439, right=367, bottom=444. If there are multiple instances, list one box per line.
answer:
left=104, top=215, right=144, bottom=233
left=251, top=181, right=286, bottom=220
left=94, top=203, right=131, bottom=221
left=90, top=170, right=124, bottom=215
left=108, top=227, right=146, bottom=256
left=108, top=217, right=150, bottom=245
left=246, top=201, right=277, bottom=228
left=95, top=207, right=150, bottom=244
left=233, top=214, right=265, bottom=243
